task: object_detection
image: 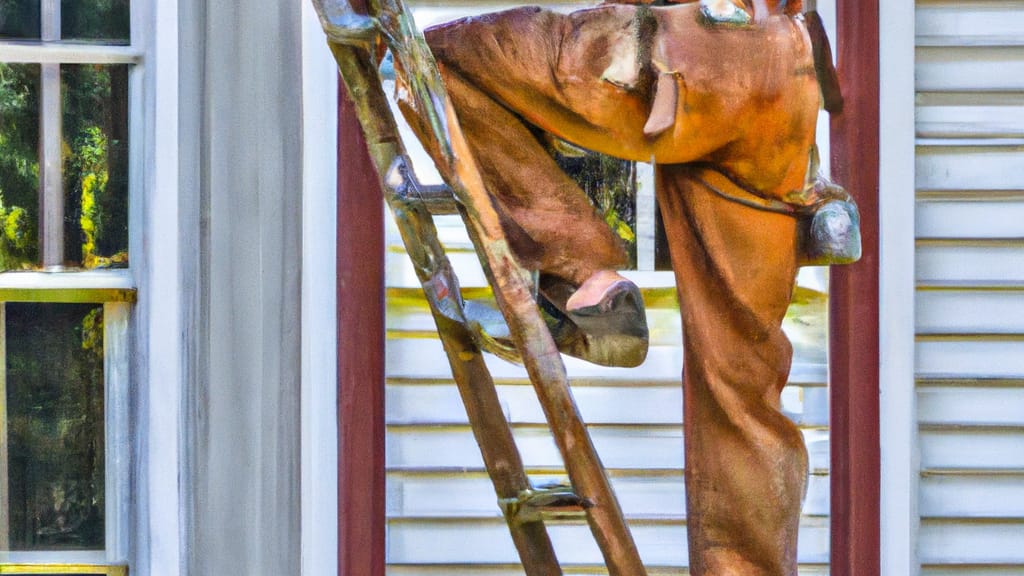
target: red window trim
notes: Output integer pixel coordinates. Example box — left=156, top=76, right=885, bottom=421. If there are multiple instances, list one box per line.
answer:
left=336, top=1, right=881, bottom=572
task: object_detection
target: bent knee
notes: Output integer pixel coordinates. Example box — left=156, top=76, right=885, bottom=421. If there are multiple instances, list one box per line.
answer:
left=425, top=7, right=566, bottom=77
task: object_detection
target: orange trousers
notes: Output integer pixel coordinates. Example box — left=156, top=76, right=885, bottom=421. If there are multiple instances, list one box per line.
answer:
left=425, top=6, right=813, bottom=574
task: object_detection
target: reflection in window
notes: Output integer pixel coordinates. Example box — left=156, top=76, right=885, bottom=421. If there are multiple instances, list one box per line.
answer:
left=0, top=0, right=40, bottom=39
left=62, top=65, right=130, bottom=269
left=555, top=150, right=637, bottom=269
left=3, top=303, right=106, bottom=551
left=61, top=0, right=130, bottom=44
left=0, top=63, right=40, bottom=269
left=0, top=63, right=129, bottom=271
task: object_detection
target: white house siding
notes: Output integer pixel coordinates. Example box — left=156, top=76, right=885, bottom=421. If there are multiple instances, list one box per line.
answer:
left=915, top=1, right=1024, bottom=574
left=385, top=213, right=833, bottom=574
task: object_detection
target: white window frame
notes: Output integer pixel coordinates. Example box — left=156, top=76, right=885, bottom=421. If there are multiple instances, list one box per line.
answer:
left=300, top=1, right=340, bottom=574
left=133, top=0, right=183, bottom=573
left=878, top=0, right=920, bottom=574
left=0, top=0, right=145, bottom=569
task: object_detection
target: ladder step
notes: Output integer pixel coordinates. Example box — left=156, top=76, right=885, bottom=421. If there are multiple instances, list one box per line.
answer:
left=501, top=484, right=593, bottom=523
left=463, top=296, right=648, bottom=368
left=386, top=156, right=460, bottom=215
left=463, top=299, right=520, bottom=364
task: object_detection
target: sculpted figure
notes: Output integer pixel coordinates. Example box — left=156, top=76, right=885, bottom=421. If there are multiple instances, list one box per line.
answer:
left=412, top=0, right=858, bottom=573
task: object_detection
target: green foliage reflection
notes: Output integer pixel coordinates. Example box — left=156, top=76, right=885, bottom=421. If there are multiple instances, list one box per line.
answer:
left=61, top=0, right=130, bottom=43
left=0, top=0, right=40, bottom=39
left=0, top=63, right=129, bottom=270
left=555, top=150, right=638, bottom=268
left=6, top=303, right=105, bottom=550
left=0, top=63, right=40, bottom=269
left=63, top=64, right=129, bottom=268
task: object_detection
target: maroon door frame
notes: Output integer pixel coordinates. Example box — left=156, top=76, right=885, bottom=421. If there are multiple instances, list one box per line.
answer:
left=337, top=88, right=387, bottom=576
left=828, top=1, right=881, bottom=573
left=336, top=1, right=881, bottom=573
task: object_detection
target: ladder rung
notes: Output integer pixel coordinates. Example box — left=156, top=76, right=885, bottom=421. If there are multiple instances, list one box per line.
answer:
left=386, top=156, right=460, bottom=214
left=501, top=485, right=593, bottom=523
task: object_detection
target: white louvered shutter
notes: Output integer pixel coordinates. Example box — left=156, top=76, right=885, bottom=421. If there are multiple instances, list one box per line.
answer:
left=915, top=1, right=1024, bottom=573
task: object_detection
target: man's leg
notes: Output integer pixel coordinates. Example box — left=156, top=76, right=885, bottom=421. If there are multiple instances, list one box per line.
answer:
left=417, top=10, right=652, bottom=367
left=656, top=164, right=808, bottom=576
left=435, top=66, right=629, bottom=288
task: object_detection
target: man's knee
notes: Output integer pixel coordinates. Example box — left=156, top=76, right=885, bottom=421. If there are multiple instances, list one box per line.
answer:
left=425, top=7, right=563, bottom=80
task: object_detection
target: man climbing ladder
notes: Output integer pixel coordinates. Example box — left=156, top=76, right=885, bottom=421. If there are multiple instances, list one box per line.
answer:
left=418, top=1, right=852, bottom=573
left=316, top=0, right=859, bottom=572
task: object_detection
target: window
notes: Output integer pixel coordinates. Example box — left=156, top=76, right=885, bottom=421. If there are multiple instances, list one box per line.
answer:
left=0, top=0, right=137, bottom=573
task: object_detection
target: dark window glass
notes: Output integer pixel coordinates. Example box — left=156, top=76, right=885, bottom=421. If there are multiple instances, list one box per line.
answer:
left=0, top=63, right=40, bottom=270
left=62, top=64, right=129, bottom=269
left=0, top=0, right=40, bottom=39
left=556, top=150, right=638, bottom=269
left=61, top=0, right=129, bottom=44
left=4, top=303, right=106, bottom=551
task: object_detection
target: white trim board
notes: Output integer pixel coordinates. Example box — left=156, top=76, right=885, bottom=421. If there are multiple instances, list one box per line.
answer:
left=301, top=1, right=340, bottom=574
left=879, top=0, right=921, bottom=574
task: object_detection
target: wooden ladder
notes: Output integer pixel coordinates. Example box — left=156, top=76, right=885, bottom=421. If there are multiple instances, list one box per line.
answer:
left=312, top=0, right=649, bottom=573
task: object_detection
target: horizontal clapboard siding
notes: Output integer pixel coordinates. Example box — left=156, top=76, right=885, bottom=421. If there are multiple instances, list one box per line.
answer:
left=388, top=472, right=832, bottom=519
left=387, top=520, right=832, bottom=566
left=915, top=1, right=1024, bottom=572
left=922, top=569, right=1024, bottom=576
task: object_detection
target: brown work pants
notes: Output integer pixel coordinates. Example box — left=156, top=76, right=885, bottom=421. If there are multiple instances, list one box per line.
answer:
left=424, top=5, right=812, bottom=574
left=657, top=165, right=806, bottom=575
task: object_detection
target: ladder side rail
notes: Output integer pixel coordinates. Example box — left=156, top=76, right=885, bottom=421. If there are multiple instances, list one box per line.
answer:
left=366, top=1, right=648, bottom=573
left=455, top=188, right=648, bottom=576
left=323, top=36, right=563, bottom=574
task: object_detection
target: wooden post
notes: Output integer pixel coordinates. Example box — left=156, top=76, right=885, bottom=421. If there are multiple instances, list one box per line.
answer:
left=337, top=86, right=387, bottom=576
left=829, top=1, right=881, bottom=574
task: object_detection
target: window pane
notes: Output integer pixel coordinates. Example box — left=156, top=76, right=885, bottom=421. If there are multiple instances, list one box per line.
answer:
left=61, top=0, right=129, bottom=44
left=62, top=64, right=129, bottom=269
left=0, top=63, right=40, bottom=270
left=0, top=0, right=40, bottom=39
left=3, top=303, right=106, bottom=551
left=556, top=151, right=638, bottom=269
